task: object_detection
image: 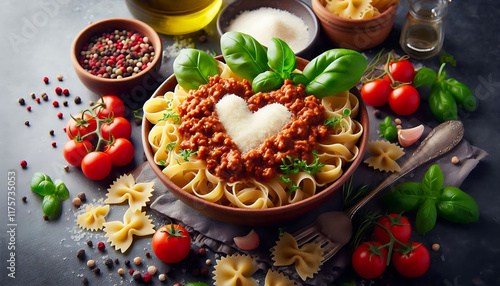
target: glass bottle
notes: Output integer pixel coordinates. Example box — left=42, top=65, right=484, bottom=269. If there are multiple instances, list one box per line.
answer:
left=400, top=0, right=450, bottom=59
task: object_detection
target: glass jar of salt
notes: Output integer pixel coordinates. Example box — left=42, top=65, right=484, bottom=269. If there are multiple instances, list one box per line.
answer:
left=400, top=0, right=450, bottom=59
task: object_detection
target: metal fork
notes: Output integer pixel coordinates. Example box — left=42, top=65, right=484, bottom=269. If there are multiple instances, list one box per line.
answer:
left=292, top=120, right=464, bottom=262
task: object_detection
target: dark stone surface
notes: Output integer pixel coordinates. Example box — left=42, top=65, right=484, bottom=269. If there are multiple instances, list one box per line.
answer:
left=0, top=0, right=498, bottom=285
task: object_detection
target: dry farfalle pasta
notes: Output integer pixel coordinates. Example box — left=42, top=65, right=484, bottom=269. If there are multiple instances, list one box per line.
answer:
left=264, top=269, right=295, bottom=286
left=271, top=232, right=323, bottom=281
left=77, top=205, right=110, bottom=231
left=103, top=208, right=155, bottom=253
left=213, top=254, right=258, bottom=286
left=364, top=140, right=405, bottom=172
left=105, top=174, right=154, bottom=211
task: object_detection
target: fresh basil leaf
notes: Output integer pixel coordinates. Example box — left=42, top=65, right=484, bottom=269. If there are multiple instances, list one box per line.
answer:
left=302, top=49, right=367, bottom=98
left=220, top=32, right=268, bottom=81
left=252, top=71, right=284, bottom=93
left=437, top=186, right=479, bottom=224
left=416, top=199, right=437, bottom=234
left=267, top=38, right=296, bottom=79
left=54, top=179, right=70, bottom=201
left=428, top=82, right=458, bottom=122
left=31, top=172, right=55, bottom=196
left=422, top=164, right=444, bottom=195
left=290, top=73, right=309, bottom=86
left=41, top=194, right=61, bottom=217
left=445, top=78, right=477, bottom=112
left=412, top=67, right=437, bottom=88
left=383, top=182, right=425, bottom=213
left=173, top=48, right=220, bottom=91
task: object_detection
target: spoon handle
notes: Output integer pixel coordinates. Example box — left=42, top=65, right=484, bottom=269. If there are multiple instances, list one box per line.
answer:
left=345, top=120, right=464, bottom=218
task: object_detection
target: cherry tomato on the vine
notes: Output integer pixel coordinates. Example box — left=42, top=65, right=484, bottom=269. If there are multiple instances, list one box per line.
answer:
left=63, top=139, right=93, bottom=167
left=81, top=152, right=112, bottom=180
left=152, top=224, right=191, bottom=263
left=66, top=113, right=97, bottom=141
left=361, top=79, right=392, bottom=107
left=100, top=117, right=132, bottom=141
left=392, top=242, right=430, bottom=278
left=352, top=242, right=387, bottom=279
left=374, top=214, right=412, bottom=246
left=105, top=138, right=134, bottom=166
left=384, top=59, right=416, bottom=84
left=389, top=85, right=420, bottom=116
left=96, top=95, right=125, bottom=119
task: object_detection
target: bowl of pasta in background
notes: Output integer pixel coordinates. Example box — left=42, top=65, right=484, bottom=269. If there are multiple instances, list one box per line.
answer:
left=311, top=0, right=399, bottom=50
left=142, top=56, right=369, bottom=226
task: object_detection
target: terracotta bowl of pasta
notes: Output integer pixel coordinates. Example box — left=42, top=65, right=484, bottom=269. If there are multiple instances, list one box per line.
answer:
left=142, top=56, right=369, bottom=226
left=311, top=0, right=399, bottom=50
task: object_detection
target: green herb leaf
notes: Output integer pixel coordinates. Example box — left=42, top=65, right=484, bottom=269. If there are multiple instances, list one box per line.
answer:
left=444, top=78, right=477, bottom=112
left=166, top=141, right=176, bottom=152
left=54, top=179, right=70, bottom=201
left=379, top=116, right=397, bottom=141
left=252, top=71, right=284, bottom=93
left=383, top=182, right=425, bottom=212
left=41, top=194, right=61, bottom=217
left=267, top=38, right=296, bottom=79
left=220, top=32, right=268, bottom=81
left=30, top=172, right=55, bottom=196
left=428, top=82, right=458, bottom=122
left=422, top=164, right=444, bottom=195
left=412, top=67, right=437, bottom=88
left=439, top=51, right=456, bottom=67
left=173, top=48, right=220, bottom=91
left=437, top=186, right=479, bottom=223
left=290, top=73, right=309, bottom=86
left=416, top=199, right=437, bottom=234
left=302, top=49, right=367, bottom=98
left=179, top=149, right=198, bottom=162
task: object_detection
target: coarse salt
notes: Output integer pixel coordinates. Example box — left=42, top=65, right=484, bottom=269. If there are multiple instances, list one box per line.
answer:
left=226, top=7, right=310, bottom=53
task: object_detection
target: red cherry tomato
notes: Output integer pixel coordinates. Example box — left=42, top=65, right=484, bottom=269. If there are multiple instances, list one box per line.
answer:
left=374, top=214, right=412, bottom=246
left=66, top=113, right=97, bottom=140
left=384, top=59, right=416, bottom=84
left=389, top=85, right=420, bottom=115
left=63, top=139, right=93, bottom=167
left=105, top=138, right=134, bottom=166
left=81, top=152, right=112, bottom=180
left=392, top=242, right=430, bottom=278
left=152, top=224, right=191, bottom=263
left=361, top=79, right=392, bottom=107
left=352, top=242, right=387, bottom=279
left=96, top=95, right=125, bottom=119
left=100, top=117, right=132, bottom=141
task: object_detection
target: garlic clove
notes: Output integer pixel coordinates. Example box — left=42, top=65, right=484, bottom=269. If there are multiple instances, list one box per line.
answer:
left=233, top=229, right=260, bottom=250
left=398, top=124, right=425, bottom=147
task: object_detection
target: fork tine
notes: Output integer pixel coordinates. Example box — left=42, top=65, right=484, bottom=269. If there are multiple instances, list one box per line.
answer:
left=323, top=244, right=343, bottom=261
left=293, top=227, right=318, bottom=246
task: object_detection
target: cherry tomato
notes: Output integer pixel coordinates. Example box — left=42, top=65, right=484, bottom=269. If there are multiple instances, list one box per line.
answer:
left=63, top=139, right=93, bottom=167
left=66, top=113, right=97, bottom=140
left=361, top=79, right=392, bottom=107
left=384, top=59, right=416, bottom=84
left=352, top=242, right=387, bottom=279
left=96, top=95, right=125, bottom=119
left=374, top=214, right=412, bottom=246
left=81, top=152, right=112, bottom=180
left=152, top=224, right=191, bottom=263
left=389, top=85, right=420, bottom=116
left=392, top=242, right=430, bottom=278
left=105, top=138, right=134, bottom=166
left=100, top=117, right=132, bottom=141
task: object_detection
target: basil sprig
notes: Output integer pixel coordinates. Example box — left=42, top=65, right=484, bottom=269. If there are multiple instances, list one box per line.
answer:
left=30, top=172, right=70, bottom=217
left=383, top=165, right=479, bottom=234
left=173, top=48, right=220, bottom=91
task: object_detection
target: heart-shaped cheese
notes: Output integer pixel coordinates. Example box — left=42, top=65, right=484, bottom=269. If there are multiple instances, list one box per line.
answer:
left=215, top=94, right=292, bottom=153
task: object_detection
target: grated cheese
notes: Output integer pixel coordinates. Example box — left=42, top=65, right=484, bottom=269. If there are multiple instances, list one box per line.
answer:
left=226, top=7, right=310, bottom=53
left=215, top=94, right=291, bottom=153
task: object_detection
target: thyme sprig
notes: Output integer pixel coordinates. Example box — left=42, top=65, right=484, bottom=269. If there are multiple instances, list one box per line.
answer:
left=279, top=151, right=324, bottom=193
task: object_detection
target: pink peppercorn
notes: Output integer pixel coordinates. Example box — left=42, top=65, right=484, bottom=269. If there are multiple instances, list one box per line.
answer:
left=27, top=106, right=31, bottom=111
left=52, top=101, right=59, bottom=107
left=142, top=273, right=152, bottom=283
left=20, top=160, right=28, bottom=168
left=63, top=89, right=69, bottom=96
left=129, top=269, right=134, bottom=275
left=35, top=98, right=41, bottom=103
left=97, top=242, right=105, bottom=251
left=57, top=112, right=63, bottom=119
left=55, top=87, right=62, bottom=95
left=51, top=142, right=57, bottom=148
left=43, top=77, right=49, bottom=84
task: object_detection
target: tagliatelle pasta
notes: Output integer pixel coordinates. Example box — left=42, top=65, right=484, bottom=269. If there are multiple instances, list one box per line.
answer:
left=322, top=0, right=399, bottom=20
left=144, top=61, right=362, bottom=209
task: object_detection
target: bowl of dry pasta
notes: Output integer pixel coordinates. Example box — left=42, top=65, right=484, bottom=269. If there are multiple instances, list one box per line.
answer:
left=312, top=0, right=399, bottom=50
left=142, top=55, right=369, bottom=226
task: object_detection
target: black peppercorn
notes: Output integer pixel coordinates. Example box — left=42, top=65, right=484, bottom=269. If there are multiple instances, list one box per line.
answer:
left=105, top=258, right=113, bottom=268
left=87, top=240, right=93, bottom=247
left=124, top=259, right=131, bottom=266
left=93, top=267, right=100, bottom=274
left=76, top=249, right=86, bottom=260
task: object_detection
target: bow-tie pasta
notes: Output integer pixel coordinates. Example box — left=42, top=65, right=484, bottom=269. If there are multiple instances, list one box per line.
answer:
left=77, top=205, right=110, bottom=231
left=103, top=208, right=155, bottom=253
left=271, top=232, right=324, bottom=281
left=213, top=254, right=258, bottom=286
left=105, top=174, right=154, bottom=211
left=364, top=140, right=405, bottom=172
left=264, top=269, right=295, bottom=286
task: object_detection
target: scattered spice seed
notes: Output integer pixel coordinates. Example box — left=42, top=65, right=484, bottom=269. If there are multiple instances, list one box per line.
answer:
left=63, top=89, right=70, bottom=96
left=31, top=92, right=36, bottom=99
left=373, top=109, right=382, bottom=118
left=87, top=240, right=93, bottom=247
left=87, top=259, right=96, bottom=268
left=20, top=160, right=27, bottom=168
left=124, top=260, right=131, bottom=266
left=451, top=156, right=459, bottom=164
left=41, top=93, right=48, bottom=101
left=36, top=97, right=41, bottom=103
left=74, top=96, right=82, bottom=104
left=114, top=258, right=119, bottom=264
left=105, top=258, right=114, bottom=268
left=51, top=142, right=57, bottom=148
left=133, top=256, right=142, bottom=265
left=396, top=124, right=402, bottom=129
left=19, top=98, right=25, bottom=105
left=43, top=77, right=49, bottom=84
left=57, top=74, right=64, bottom=81
left=205, top=259, right=212, bottom=266
left=77, top=192, right=87, bottom=201
left=22, top=196, right=27, bottom=203
left=89, top=101, right=94, bottom=106
left=117, top=268, right=125, bottom=275
left=57, top=112, right=63, bottom=119
left=93, top=267, right=101, bottom=274
left=145, top=252, right=151, bottom=258
left=142, top=273, right=152, bottom=283
left=81, top=277, right=88, bottom=285
left=27, top=106, right=31, bottom=111
left=64, top=165, right=70, bottom=172
left=97, top=242, right=105, bottom=251
left=77, top=249, right=86, bottom=260
left=147, top=265, right=156, bottom=275
left=132, top=271, right=142, bottom=281
left=53, top=101, right=59, bottom=107
left=432, top=243, right=440, bottom=251
left=158, top=273, right=166, bottom=282
left=200, top=266, right=209, bottom=276
left=198, top=248, right=206, bottom=256
left=63, top=101, right=68, bottom=107
left=72, top=197, right=81, bottom=207
left=129, top=269, right=134, bottom=275
left=25, top=121, right=30, bottom=126
left=395, top=118, right=402, bottom=125
left=49, top=130, right=55, bottom=136
left=55, top=87, right=62, bottom=95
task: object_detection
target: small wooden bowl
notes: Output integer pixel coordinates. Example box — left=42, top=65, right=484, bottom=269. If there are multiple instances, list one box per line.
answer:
left=142, top=56, right=369, bottom=226
left=71, top=18, right=162, bottom=97
left=312, top=0, right=398, bottom=50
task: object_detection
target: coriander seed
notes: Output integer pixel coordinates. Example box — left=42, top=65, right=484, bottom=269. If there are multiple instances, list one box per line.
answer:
left=87, top=259, right=95, bottom=268
left=133, top=256, right=142, bottom=265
